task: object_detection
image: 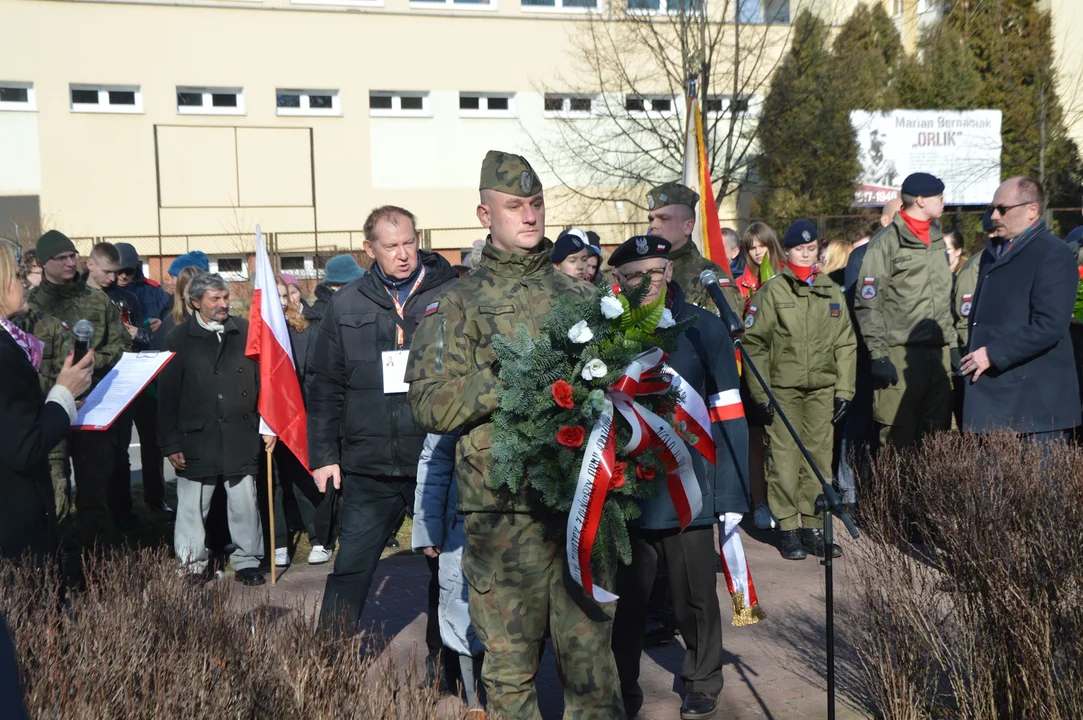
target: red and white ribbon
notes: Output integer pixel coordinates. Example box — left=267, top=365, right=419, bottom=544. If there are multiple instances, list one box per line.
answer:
left=708, top=389, right=745, bottom=422
left=664, top=365, right=716, bottom=464
left=718, top=513, right=765, bottom=626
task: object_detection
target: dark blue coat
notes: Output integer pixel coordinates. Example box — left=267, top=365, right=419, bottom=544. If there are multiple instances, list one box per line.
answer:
left=963, top=223, right=1081, bottom=433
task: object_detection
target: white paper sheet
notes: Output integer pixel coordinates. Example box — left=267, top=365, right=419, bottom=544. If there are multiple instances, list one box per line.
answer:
left=382, top=350, right=410, bottom=394
left=73, top=351, right=175, bottom=430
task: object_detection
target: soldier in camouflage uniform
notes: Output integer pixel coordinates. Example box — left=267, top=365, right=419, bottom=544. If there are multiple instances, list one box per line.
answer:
left=646, top=182, right=743, bottom=319
left=14, top=309, right=75, bottom=521
left=28, top=230, right=131, bottom=543
left=406, top=151, right=623, bottom=719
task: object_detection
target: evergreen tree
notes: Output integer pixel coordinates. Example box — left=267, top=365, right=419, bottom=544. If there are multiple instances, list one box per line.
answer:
left=895, top=24, right=985, bottom=110
left=754, top=10, right=861, bottom=218
left=831, top=2, right=904, bottom=112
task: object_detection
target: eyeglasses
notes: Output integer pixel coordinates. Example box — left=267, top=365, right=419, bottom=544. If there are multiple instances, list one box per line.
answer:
left=989, top=201, right=1034, bottom=216
left=621, top=266, right=668, bottom=284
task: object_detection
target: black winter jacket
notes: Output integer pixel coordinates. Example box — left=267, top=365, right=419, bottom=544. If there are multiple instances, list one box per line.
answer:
left=306, top=251, right=458, bottom=477
left=158, top=314, right=262, bottom=479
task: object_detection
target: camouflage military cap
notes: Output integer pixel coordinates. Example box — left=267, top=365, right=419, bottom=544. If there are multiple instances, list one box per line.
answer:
left=479, top=150, right=543, bottom=197
left=646, top=182, right=699, bottom=212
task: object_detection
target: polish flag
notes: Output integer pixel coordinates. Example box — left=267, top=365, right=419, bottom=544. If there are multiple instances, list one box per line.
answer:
left=682, top=96, right=732, bottom=278
left=245, top=225, right=308, bottom=469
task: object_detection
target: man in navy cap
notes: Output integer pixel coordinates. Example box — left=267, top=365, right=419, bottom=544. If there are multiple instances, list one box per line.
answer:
left=854, top=172, right=955, bottom=449
left=607, top=235, right=749, bottom=720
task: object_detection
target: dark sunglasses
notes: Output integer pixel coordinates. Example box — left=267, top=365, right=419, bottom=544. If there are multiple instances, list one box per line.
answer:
left=989, top=201, right=1033, bottom=216
left=117, top=268, right=136, bottom=277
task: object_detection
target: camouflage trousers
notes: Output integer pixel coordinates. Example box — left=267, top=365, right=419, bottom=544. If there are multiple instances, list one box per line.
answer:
left=462, top=512, right=623, bottom=720
left=49, top=441, right=72, bottom=523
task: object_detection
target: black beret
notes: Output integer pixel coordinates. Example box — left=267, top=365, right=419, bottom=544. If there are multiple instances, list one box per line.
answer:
left=608, top=235, right=672, bottom=267
left=900, top=172, right=945, bottom=197
left=552, top=230, right=588, bottom=264
left=782, top=220, right=819, bottom=248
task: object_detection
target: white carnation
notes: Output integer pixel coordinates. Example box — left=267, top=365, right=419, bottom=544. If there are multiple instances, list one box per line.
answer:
left=581, top=358, right=608, bottom=381
left=657, top=308, right=676, bottom=329
left=600, top=295, right=624, bottom=320
left=567, top=320, right=594, bottom=344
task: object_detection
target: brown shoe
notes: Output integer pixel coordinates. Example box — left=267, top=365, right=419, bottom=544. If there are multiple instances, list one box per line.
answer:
left=464, top=709, right=486, bottom=720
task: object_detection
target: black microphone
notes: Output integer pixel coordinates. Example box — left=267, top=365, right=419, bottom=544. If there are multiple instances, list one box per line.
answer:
left=698, top=269, right=744, bottom=338
left=72, top=319, right=94, bottom=364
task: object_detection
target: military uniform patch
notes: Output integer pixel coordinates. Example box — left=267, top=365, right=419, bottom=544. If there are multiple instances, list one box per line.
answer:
left=647, top=195, right=655, bottom=210
left=830, top=302, right=841, bottom=318
left=860, top=277, right=876, bottom=300
left=520, top=171, right=533, bottom=195
left=960, top=293, right=973, bottom=317
left=719, top=276, right=732, bottom=287
left=744, top=305, right=757, bottom=328
left=635, top=237, right=649, bottom=255
left=425, top=301, right=440, bottom=317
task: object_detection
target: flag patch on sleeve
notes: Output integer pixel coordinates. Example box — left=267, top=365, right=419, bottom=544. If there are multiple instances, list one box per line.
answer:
left=425, top=301, right=440, bottom=317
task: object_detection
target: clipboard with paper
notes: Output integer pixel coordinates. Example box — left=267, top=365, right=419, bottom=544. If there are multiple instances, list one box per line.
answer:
left=72, top=351, right=175, bottom=431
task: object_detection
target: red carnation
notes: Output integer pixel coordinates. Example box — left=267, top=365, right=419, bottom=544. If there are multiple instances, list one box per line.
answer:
left=610, top=462, right=627, bottom=490
left=551, top=380, right=575, bottom=410
left=635, top=465, right=656, bottom=481
left=557, top=425, right=586, bottom=449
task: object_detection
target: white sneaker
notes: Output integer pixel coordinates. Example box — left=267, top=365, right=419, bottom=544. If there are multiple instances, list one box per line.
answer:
left=308, top=545, right=333, bottom=565
left=274, top=547, right=290, bottom=567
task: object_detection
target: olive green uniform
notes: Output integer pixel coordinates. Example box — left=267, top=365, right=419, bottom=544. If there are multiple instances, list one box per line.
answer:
left=952, top=254, right=981, bottom=352
left=15, top=310, right=75, bottom=521
left=406, top=238, right=622, bottom=719
left=28, top=278, right=131, bottom=541
left=742, top=268, right=856, bottom=531
left=854, top=214, right=954, bottom=448
left=669, top=240, right=744, bottom=319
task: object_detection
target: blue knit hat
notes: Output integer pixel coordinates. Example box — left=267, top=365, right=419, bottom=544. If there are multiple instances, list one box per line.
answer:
left=323, top=254, right=365, bottom=285
left=168, top=250, right=210, bottom=276
left=782, top=220, right=819, bottom=248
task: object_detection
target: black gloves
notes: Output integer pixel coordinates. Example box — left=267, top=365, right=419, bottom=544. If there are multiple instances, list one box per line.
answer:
left=832, top=397, right=850, bottom=425
left=870, top=357, right=899, bottom=389
left=748, top=401, right=775, bottom=426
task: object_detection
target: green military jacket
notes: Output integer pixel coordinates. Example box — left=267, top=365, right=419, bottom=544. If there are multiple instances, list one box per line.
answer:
left=952, top=254, right=981, bottom=351
left=741, top=267, right=857, bottom=406
left=853, top=214, right=954, bottom=359
left=669, top=240, right=744, bottom=319
left=14, top=310, right=74, bottom=394
left=28, top=278, right=131, bottom=382
left=406, top=238, right=594, bottom=514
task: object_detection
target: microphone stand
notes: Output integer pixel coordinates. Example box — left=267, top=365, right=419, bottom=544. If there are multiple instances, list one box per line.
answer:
left=701, top=271, right=858, bottom=720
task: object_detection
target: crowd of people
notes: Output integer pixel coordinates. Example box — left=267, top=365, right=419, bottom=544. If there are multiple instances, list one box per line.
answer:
left=1, top=146, right=1080, bottom=720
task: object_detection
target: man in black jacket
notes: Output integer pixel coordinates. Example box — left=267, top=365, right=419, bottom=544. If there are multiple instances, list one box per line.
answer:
left=308, top=205, right=458, bottom=636
left=158, top=273, right=267, bottom=586
left=961, top=177, right=1081, bottom=437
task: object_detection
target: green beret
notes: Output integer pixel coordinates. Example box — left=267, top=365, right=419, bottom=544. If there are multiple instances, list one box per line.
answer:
left=646, top=182, right=699, bottom=212
left=36, top=230, right=77, bottom=263
left=479, top=150, right=543, bottom=197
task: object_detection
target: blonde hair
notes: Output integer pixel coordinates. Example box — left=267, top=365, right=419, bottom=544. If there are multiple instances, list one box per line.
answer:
left=171, top=266, right=204, bottom=326
left=0, top=237, right=21, bottom=317
left=821, top=239, right=853, bottom=274
left=276, top=277, right=309, bottom=333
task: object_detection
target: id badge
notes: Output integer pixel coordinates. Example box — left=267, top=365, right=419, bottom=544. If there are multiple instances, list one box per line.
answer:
left=382, top=350, right=410, bottom=394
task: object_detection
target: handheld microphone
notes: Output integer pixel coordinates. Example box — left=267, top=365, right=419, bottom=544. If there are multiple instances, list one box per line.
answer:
left=698, top=269, right=744, bottom=338
left=72, top=319, right=94, bottom=364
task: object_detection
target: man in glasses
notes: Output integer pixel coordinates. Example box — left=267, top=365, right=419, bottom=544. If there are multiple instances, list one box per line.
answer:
left=854, top=172, right=955, bottom=449
left=28, top=230, right=131, bottom=545
left=608, top=235, right=750, bottom=720
left=960, top=177, right=1079, bottom=437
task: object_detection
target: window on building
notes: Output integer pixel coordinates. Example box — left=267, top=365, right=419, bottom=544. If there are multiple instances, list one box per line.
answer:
left=544, top=94, right=595, bottom=116
left=211, top=256, right=248, bottom=282
left=737, top=0, right=789, bottom=23
left=625, top=95, right=676, bottom=115
left=459, top=92, right=516, bottom=117
left=276, top=89, right=341, bottom=116
left=278, top=255, right=319, bottom=279
left=627, top=0, right=701, bottom=13
left=176, top=87, right=245, bottom=115
left=369, top=91, right=431, bottom=117
left=411, top=0, right=495, bottom=9
left=706, top=95, right=753, bottom=114
left=70, top=84, right=143, bottom=114
left=0, top=82, right=35, bottom=111
left=522, top=0, right=597, bottom=11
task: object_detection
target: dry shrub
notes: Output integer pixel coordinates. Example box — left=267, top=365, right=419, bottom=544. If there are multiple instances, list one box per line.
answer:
left=847, top=432, right=1083, bottom=719
left=1, top=548, right=444, bottom=719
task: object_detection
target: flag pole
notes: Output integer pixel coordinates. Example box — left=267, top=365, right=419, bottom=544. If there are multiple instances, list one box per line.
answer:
left=267, top=445, right=276, bottom=585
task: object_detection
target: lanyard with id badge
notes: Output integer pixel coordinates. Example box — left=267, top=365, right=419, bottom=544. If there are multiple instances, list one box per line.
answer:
left=382, top=266, right=426, bottom=395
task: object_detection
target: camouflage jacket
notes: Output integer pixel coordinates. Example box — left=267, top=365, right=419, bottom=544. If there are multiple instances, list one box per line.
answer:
left=14, top=310, right=74, bottom=395
left=406, top=238, right=593, bottom=514
left=952, top=254, right=981, bottom=351
left=853, top=214, right=954, bottom=358
left=28, top=278, right=131, bottom=383
left=669, top=240, right=744, bottom=319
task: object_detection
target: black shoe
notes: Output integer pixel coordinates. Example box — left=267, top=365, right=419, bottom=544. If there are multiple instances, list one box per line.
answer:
left=780, top=530, right=808, bottom=560
left=800, top=528, right=843, bottom=558
left=622, top=691, right=643, bottom=719
left=234, top=568, right=266, bottom=586
left=680, top=691, right=718, bottom=720
left=385, top=536, right=400, bottom=549
left=147, top=501, right=174, bottom=514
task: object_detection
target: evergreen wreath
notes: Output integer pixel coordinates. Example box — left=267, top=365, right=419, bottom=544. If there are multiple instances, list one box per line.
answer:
left=490, top=279, right=696, bottom=571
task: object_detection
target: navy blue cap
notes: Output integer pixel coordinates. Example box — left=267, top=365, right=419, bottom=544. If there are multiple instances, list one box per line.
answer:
left=782, top=220, right=819, bottom=248
left=901, top=172, right=945, bottom=197
left=1066, top=225, right=1083, bottom=247
left=981, top=207, right=996, bottom=234
left=552, top=230, right=588, bottom=264
left=608, top=236, right=672, bottom=267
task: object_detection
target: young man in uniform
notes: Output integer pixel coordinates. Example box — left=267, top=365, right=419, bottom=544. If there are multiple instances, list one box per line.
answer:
left=406, top=151, right=621, bottom=719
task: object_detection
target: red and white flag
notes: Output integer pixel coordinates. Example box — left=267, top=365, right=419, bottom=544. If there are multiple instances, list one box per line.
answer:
left=245, top=225, right=308, bottom=469
left=682, top=96, right=732, bottom=279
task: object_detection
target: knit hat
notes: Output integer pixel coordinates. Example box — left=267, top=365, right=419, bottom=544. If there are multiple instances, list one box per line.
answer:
left=782, top=220, right=819, bottom=248
left=169, top=250, right=210, bottom=276
left=36, top=230, right=77, bottom=263
left=279, top=272, right=300, bottom=288
left=323, top=254, right=365, bottom=285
